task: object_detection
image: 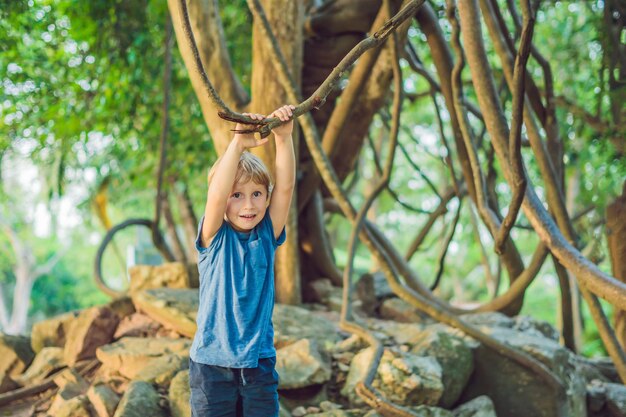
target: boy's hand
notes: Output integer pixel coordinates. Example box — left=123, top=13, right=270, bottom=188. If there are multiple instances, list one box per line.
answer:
left=234, top=113, right=269, bottom=149
left=270, top=105, right=296, bottom=137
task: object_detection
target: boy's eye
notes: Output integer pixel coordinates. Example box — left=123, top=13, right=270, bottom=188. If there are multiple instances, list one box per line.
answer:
left=232, top=192, right=242, bottom=198
left=253, top=191, right=263, bottom=197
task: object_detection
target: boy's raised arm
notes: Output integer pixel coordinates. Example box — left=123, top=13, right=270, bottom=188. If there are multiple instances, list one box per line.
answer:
left=201, top=115, right=269, bottom=247
left=269, top=105, right=296, bottom=239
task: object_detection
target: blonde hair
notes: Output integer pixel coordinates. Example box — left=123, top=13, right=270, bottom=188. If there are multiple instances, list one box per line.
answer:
left=208, top=151, right=273, bottom=193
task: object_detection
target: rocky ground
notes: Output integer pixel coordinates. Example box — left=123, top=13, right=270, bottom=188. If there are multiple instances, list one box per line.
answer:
left=0, top=262, right=624, bottom=417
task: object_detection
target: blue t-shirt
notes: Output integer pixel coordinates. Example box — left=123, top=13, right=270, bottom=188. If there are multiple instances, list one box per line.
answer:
left=190, top=212, right=285, bottom=368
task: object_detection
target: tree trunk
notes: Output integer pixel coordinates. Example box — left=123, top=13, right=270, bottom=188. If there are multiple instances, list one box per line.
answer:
left=607, top=182, right=626, bottom=349
left=167, top=0, right=249, bottom=153
left=175, top=184, right=199, bottom=264
left=7, top=273, right=34, bottom=335
left=251, top=0, right=304, bottom=304
left=160, top=195, right=187, bottom=263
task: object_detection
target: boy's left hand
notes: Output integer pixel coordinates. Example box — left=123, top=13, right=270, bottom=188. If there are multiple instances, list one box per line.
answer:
left=270, top=105, right=296, bottom=137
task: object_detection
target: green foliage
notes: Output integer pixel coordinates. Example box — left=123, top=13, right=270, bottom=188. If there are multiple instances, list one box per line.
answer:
left=30, top=241, right=108, bottom=320
left=1, top=0, right=216, bottom=220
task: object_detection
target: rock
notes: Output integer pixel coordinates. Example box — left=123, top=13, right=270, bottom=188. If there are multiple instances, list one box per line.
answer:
left=280, top=384, right=329, bottom=411
left=31, top=311, right=78, bottom=353
left=280, top=402, right=292, bottom=417
left=605, top=382, right=626, bottom=416
left=53, top=394, right=91, bottom=417
left=409, top=406, right=453, bottom=417
left=96, top=337, right=190, bottom=380
left=587, top=379, right=626, bottom=417
left=587, top=357, right=621, bottom=383
left=366, top=318, right=425, bottom=346
left=13, top=346, right=65, bottom=386
left=277, top=338, right=332, bottom=389
left=574, top=356, right=613, bottom=383
left=0, top=372, right=17, bottom=393
left=129, top=262, right=192, bottom=293
left=0, top=335, right=35, bottom=392
left=587, top=380, right=607, bottom=413
left=169, top=370, right=190, bottom=417
left=64, top=306, right=120, bottom=366
left=113, top=380, right=166, bottom=417
left=332, top=334, right=367, bottom=354
left=342, top=347, right=443, bottom=406
left=320, top=400, right=342, bottom=411
left=132, top=288, right=198, bottom=338
left=308, top=279, right=345, bottom=313
left=292, top=405, right=307, bottom=417
left=49, top=368, right=90, bottom=415
left=306, top=410, right=361, bottom=417
left=410, top=324, right=474, bottom=407
left=375, top=349, right=443, bottom=406
left=88, top=383, right=121, bottom=417
left=134, top=354, right=188, bottom=385
left=379, top=298, right=430, bottom=323
left=0, top=334, right=35, bottom=377
left=452, top=396, right=498, bottom=417
left=341, top=346, right=375, bottom=404
left=273, top=304, right=342, bottom=352
left=459, top=312, right=514, bottom=330
left=308, top=279, right=335, bottom=303
left=459, top=326, right=586, bottom=417
left=365, top=406, right=453, bottom=417
left=113, top=313, right=164, bottom=339
left=355, top=272, right=394, bottom=316
left=512, top=316, right=559, bottom=341
left=107, top=297, right=136, bottom=320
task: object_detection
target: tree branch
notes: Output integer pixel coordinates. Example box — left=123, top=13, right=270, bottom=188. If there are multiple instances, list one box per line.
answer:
left=405, top=188, right=457, bottom=261
left=494, top=0, right=533, bottom=253
left=430, top=199, right=462, bottom=291
left=239, top=0, right=424, bottom=138
left=228, top=0, right=571, bottom=398
left=168, top=0, right=248, bottom=153
left=458, top=0, right=626, bottom=380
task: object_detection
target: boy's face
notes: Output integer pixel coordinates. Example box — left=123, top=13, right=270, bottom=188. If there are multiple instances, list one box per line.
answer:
left=225, top=180, right=269, bottom=232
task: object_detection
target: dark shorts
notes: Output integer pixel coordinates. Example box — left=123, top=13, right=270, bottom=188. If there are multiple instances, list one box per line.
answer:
left=189, top=357, right=279, bottom=417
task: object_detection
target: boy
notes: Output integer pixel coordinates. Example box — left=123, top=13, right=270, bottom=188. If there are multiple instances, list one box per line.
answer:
left=189, top=104, right=296, bottom=417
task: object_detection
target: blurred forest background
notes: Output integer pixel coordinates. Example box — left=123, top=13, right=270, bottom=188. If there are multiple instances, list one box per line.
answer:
left=0, top=0, right=624, bottom=358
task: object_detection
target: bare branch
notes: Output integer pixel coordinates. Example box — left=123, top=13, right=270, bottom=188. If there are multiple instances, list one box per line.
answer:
left=494, top=0, right=534, bottom=253
left=480, top=0, right=577, bottom=243
left=168, top=0, right=249, bottom=152
left=175, top=0, right=233, bottom=115
left=342, top=20, right=404, bottom=324
left=154, top=18, right=173, bottom=253
left=430, top=199, right=462, bottom=291
left=458, top=0, right=626, bottom=378
left=583, top=286, right=626, bottom=382
left=224, top=0, right=571, bottom=397
left=405, top=188, right=457, bottom=261
left=554, top=256, right=580, bottom=352
left=32, top=249, right=66, bottom=279
left=366, top=132, right=431, bottom=214
left=238, top=0, right=425, bottom=138
left=447, top=0, right=501, bottom=239
left=298, top=1, right=411, bottom=211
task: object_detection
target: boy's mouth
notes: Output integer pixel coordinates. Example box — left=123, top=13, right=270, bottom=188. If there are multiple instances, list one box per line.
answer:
left=240, top=214, right=256, bottom=220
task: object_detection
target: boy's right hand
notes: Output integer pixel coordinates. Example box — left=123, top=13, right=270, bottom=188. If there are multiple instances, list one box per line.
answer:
left=234, top=113, right=269, bottom=150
